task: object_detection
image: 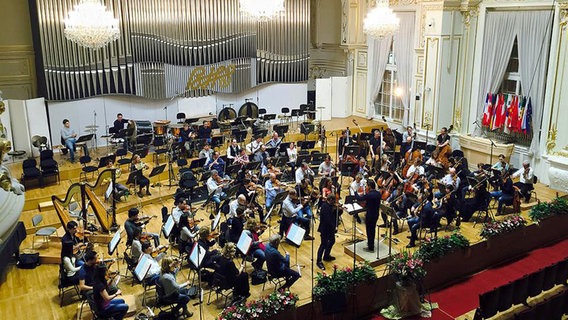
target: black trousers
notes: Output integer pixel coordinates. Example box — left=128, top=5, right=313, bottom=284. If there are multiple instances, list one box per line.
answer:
left=317, top=231, right=335, bottom=262
left=366, top=213, right=379, bottom=249
left=514, top=182, right=533, bottom=201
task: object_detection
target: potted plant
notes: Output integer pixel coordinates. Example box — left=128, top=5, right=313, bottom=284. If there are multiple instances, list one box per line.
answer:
left=479, top=214, right=526, bottom=239
left=382, top=251, right=426, bottom=318
left=218, top=290, right=298, bottom=320
left=312, top=263, right=377, bottom=315
left=415, top=232, right=470, bottom=263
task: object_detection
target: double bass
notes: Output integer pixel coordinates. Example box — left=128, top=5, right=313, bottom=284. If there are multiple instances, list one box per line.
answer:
left=432, top=125, right=453, bottom=169
left=402, top=124, right=421, bottom=177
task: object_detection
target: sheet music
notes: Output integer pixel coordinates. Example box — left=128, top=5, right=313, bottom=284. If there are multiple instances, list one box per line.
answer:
left=286, top=224, right=305, bottom=247
left=105, top=182, right=113, bottom=200
left=162, top=215, right=175, bottom=238
left=134, top=254, right=151, bottom=282
left=212, top=211, right=221, bottom=231
left=189, top=243, right=206, bottom=269
left=108, top=230, right=121, bottom=256
left=236, top=232, right=253, bottom=255
left=344, top=203, right=363, bottom=213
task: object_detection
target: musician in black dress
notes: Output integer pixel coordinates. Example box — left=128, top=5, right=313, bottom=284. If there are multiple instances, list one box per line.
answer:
left=460, top=179, right=490, bottom=222
left=316, top=194, right=339, bottom=270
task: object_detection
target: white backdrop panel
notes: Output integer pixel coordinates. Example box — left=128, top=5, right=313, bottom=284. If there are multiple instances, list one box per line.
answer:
left=316, top=78, right=332, bottom=121
left=8, top=100, right=32, bottom=156
left=331, top=76, right=351, bottom=118
left=26, top=98, right=49, bottom=157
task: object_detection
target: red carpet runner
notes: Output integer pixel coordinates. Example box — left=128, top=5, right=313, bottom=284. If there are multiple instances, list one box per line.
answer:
left=371, top=238, right=568, bottom=319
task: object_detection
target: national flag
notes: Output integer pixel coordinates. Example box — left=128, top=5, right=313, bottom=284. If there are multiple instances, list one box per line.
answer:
left=521, top=97, right=532, bottom=134
left=503, top=94, right=513, bottom=134
left=517, top=97, right=526, bottom=133
left=508, top=95, right=519, bottom=132
left=492, top=94, right=506, bottom=129
left=482, top=93, right=493, bottom=127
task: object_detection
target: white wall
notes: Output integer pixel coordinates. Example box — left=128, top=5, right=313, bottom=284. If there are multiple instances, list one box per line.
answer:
left=47, top=83, right=308, bottom=147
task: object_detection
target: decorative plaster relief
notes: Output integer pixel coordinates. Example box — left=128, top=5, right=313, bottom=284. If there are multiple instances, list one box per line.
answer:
left=548, top=156, right=568, bottom=192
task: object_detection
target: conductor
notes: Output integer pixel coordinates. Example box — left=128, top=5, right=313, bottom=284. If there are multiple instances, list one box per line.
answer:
left=354, top=180, right=383, bottom=252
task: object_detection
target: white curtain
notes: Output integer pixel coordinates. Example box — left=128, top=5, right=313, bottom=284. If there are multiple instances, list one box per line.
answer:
left=366, top=35, right=393, bottom=118
left=517, top=10, right=553, bottom=157
left=475, top=12, right=518, bottom=123
left=393, top=12, right=416, bottom=126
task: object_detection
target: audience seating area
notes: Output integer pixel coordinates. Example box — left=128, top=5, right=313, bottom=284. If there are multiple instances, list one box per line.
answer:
left=474, top=258, right=568, bottom=319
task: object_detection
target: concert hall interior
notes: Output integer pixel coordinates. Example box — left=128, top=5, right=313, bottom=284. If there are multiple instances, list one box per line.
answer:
left=1, top=0, right=568, bottom=319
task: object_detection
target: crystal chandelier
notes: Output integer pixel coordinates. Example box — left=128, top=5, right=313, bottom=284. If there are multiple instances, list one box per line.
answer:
left=64, top=0, right=120, bottom=49
left=363, top=0, right=400, bottom=38
left=239, top=0, right=285, bottom=20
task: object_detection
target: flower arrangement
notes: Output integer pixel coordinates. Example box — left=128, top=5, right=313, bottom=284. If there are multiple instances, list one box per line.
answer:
left=387, top=251, right=426, bottom=284
left=479, top=214, right=526, bottom=239
left=415, top=232, right=470, bottom=263
left=312, top=262, right=377, bottom=300
left=218, top=290, right=298, bottom=320
left=529, top=196, right=568, bottom=222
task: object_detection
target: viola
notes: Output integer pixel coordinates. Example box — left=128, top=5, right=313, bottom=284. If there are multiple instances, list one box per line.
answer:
left=207, top=231, right=220, bottom=241
left=151, top=245, right=169, bottom=258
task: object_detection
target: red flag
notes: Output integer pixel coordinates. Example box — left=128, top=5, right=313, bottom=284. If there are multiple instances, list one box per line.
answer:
left=482, top=93, right=493, bottom=127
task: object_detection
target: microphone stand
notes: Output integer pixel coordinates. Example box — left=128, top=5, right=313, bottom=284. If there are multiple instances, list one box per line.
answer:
left=163, top=93, right=179, bottom=121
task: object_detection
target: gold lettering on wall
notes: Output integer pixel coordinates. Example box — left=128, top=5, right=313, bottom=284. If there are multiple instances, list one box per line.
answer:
left=186, top=64, right=236, bottom=91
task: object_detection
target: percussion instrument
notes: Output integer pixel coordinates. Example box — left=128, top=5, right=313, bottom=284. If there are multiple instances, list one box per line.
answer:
left=153, top=120, right=170, bottom=136
left=169, top=124, right=183, bottom=137
left=239, top=101, right=259, bottom=119
left=218, top=107, right=237, bottom=121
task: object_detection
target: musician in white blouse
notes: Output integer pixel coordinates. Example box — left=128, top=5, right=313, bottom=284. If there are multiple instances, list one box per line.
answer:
left=246, top=136, right=264, bottom=155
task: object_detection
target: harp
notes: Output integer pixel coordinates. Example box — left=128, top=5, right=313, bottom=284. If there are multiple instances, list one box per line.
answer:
left=52, top=169, right=116, bottom=233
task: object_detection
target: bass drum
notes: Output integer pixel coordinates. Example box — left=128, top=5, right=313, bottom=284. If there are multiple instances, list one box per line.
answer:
left=238, top=101, right=259, bottom=119
left=218, top=107, right=237, bottom=122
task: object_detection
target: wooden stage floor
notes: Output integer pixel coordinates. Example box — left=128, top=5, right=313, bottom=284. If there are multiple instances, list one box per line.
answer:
left=1, top=115, right=566, bottom=319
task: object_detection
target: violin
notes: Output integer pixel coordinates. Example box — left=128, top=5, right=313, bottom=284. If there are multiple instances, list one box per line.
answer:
left=207, top=231, right=220, bottom=240
left=188, top=217, right=204, bottom=228
left=137, top=215, right=158, bottom=225
left=73, top=242, right=94, bottom=255
left=151, top=245, right=169, bottom=258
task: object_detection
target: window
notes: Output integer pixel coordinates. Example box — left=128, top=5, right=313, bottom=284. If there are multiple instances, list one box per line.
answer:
left=374, top=45, right=404, bottom=122
left=485, top=38, right=532, bottom=147
left=500, top=39, right=522, bottom=95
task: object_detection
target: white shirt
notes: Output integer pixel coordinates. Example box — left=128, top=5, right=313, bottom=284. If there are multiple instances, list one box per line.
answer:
left=406, top=165, right=424, bottom=178
left=295, top=167, right=314, bottom=184
left=131, top=239, right=143, bottom=262
left=282, top=197, right=303, bottom=218
left=440, top=174, right=460, bottom=189
left=63, top=256, right=81, bottom=277
left=207, top=177, right=222, bottom=196
left=227, top=145, right=240, bottom=159
left=318, top=162, right=334, bottom=176
left=246, top=140, right=263, bottom=154
left=512, top=167, right=534, bottom=184
left=143, top=253, right=162, bottom=278
left=349, top=180, right=365, bottom=196
left=172, top=206, right=185, bottom=225
left=287, top=148, right=298, bottom=163
left=228, top=199, right=240, bottom=218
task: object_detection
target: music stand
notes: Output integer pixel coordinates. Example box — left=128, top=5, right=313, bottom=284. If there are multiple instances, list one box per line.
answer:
left=299, top=140, right=316, bottom=150
left=266, top=147, right=277, bottom=158
left=263, top=190, right=289, bottom=236
left=226, top=164, right=241, bottom=178
left=279, top=142, right=290, bottom=155
left=344, top=145, right=360, bottom=157
left=245, top=161, right=262, bottom=171
left=211, top=210, right=222, bottom=231
left=236, top=231, right=253, bottom=266
left=211, top=136, right=224, bottom=148
left=343, top=195, right=365, bottom=235
left=273, top=124, right=289, bottom=137
left=295, top=154, right=311, bottom=167
left=225, top=184, right=239, bottom=198
left=273, top=157, right=288, bottom=168
left=98, top=154, right=117, bottom=168
left=190, top=158, right=207, bottom=170
left=77, top=134, right=94, bottom=144
left=340, top=162, right=357, bottom=185
left=359, top=133, right=372, bottom=141
left=285, top=223, right=306, bottom=275
left=162, top=214, right=175, bottom=239
left=134, top=254, right=152, bottom=283
left=414, top=141, right=427, bottom=151
left=149, top=164, right=166, bottom=202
